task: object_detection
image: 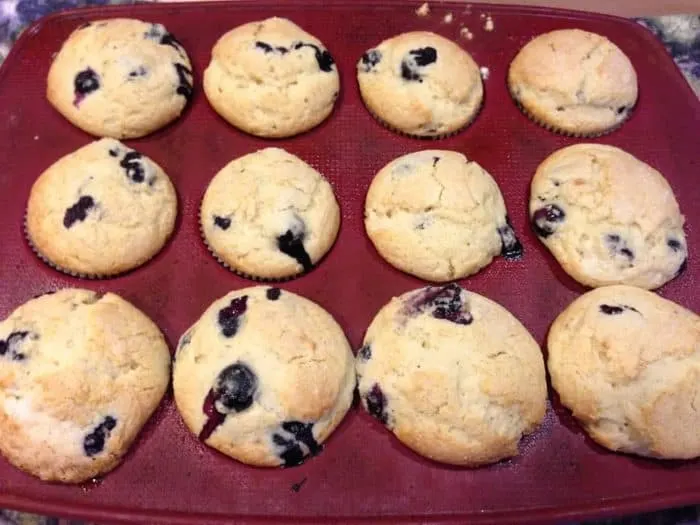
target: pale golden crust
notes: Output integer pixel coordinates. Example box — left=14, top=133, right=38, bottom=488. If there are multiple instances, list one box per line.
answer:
left=548, top=286, right=700, bottom=459
left=364, top=150, right=510, bottom=282
left=529, top=144, right=686, bottom=289
left=508, top=29, right=638, bottom=136
left=47, top=18, right=192, bottom=139
left=356, top=285, right=547, bottom=466
left=200, top=148, right=340, bottom=279
left=203, top=17, right=339, bottom=138
left=172, top=286, right=354, bottom=467
left=357, top=32, right=483, bottom=137
left=26, top=139, right=177, bottom=277
left=0, top=289, right=170, bottom=482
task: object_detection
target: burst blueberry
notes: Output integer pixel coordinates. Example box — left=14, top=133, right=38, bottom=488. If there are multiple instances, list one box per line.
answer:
left=63, top=196, right=95, bottom=228
left=531, top=204, right=565, bottom=238
left=217, top=295, right=249, bottom=337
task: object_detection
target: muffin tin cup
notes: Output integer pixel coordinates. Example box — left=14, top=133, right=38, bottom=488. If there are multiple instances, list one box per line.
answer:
left=507, top=84, right=634, bottom=138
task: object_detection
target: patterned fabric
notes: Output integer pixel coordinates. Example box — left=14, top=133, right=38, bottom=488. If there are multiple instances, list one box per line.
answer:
left=0, top=0, right=698, bottom=523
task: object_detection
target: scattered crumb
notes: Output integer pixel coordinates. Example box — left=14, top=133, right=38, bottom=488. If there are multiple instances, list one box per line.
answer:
left=484, top=15, right=494, bottom=31
left=443, top=12, right=453, bottom=23
left=460, top=27, right=474, bottom=40
left=480, top=66, right=490, bottom=80
left=415, top=2, right=430, bottom=16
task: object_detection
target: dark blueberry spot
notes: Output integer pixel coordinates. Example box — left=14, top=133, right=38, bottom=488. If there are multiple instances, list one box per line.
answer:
left=277, top=219, right=313, bottom=272
left=74, top=68, right=100, bottom=96
left=178, top=331, right=192, bottom=349
left=358, top=344, right=372, bottom=361
left=128, top=66, right=148, bottom=79
left=272, top=421, right=322, bottom=467
left=32, top=290, right=56, bottom=299
left=273, top=433, right=305, bottom=467
left=160, top=32, right=185, bottom=53
left=282, top=421, right=321, bottom=455
left=291, top=477, right=307, bottom=492
left=217, top=295, right=248, bottom=337
left=292, top=42, right=335, bottom=72
left=255, top=41, right=273, bottom=53
left=79, top=22, right=91, bottom=29
left=119, top=151, right=145, bottom=183
left=668, top=238, right=683, bottom=252
left=63, top=195, right=95, bottom=228
left=174, top=63, right=193, bottom=101
left=83, top=416, right=117, bottom=457
left=0, top=331, right=31, bottom=361
left=616, top=106, right=627, bottom=115
left=605, top=234, right=635, bottom=262
left=432, top=156, right=440, bottom=167
left=213, top=215, right=231, bottom=230
left=498, top=216, right=523, bottom=260
left=360, top=49, right=382, bottom=72
left=108, top=148, right=119, bottom=157
left=556, top=106, right=564, bottom=112
left=531, top=204, right=566, bottom=238
left=676, top=257, right=688, bottom=277
left=266, top=288, right=281, bottom=301
left=599, top=304, right=640, bottom=315
left=400, top=47, right=438, bottom=82
left=365, top=383, right=388, bottom=425
left=214, top=363, right=257, bottom=413
left=408, top=284, right=473, bottom=325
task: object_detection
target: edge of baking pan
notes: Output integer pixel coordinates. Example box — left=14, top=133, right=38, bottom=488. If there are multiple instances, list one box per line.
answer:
left=0, top=1, right=699, bottom=523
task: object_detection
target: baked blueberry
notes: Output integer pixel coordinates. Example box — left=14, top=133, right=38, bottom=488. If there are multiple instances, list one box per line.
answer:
left=266, top=288, right=281, bottom=301
left=667, top=238, right=683, bottom=252
left=277, top=217, right=313, bottom=272
left=159, top=32, right=186, bottom=55
left=282, top=421, right=321, bottom=454
left=174, top=63, right=193, bottom=101
left=128, top=66, right=148, bottom=79
left=255, top=41, right=289, bottom=54
left=0, top=331, right=30, bottom=361
left=119, top=151, right=145, bottom=183
left=217, top=295, right=249, bottom=337
left=400, top=47, right=438, bottom=82
left=213, top=216, right=231, bottom=230
left=292, top=42, right=335, bottom=72
left=599, top=304, right=639, bottom=315
left=272, top=433, right=305, bottom=467
left=83, top=416, right=117, bottom=457
left=410, top=284, right=473, bottom=325
left=73, top=67, right=100, bottom=106
left=498, top=217, right=523, bottom=260
left=214, top=363, right=257, bottom=413
left=358, top=344, right=372, bottom=361
left=365, top=384, right=388, bottom=424
left=360, top=49, right=382, bottom=72
left=63, top=195, right=95, bottom=228
left=605, top=234, right=634, bottom=262
left=272, top=421, right=322, bottom=467
left=531, top=204, right=565, bottom=238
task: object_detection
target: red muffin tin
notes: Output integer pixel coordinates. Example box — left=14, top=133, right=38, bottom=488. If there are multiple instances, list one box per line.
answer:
left=0, top=1, right=699, bottom=523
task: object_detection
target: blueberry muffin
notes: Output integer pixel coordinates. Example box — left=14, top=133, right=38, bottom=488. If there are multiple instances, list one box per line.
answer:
left=508, top=29, right=638, bottom=136
left=200, top=147, right=339, bottom=280
left=0, top=288, right=170, bottom=482
left=357, top=31, right=483, bottom=137
left=356, top=284, right=547, bottom=466
left=26, top=139, right=177, bottom=278
left=365, top=150, right=522, bottom=282
left=47, top=18, right=193, bottom=139
left=529, top=144, right=687, bottom=289
left=548, top=285, right=700, bottom=459
left=203, top=17, right=339, bottom=138
left=173, top=286, right=355, bottom=467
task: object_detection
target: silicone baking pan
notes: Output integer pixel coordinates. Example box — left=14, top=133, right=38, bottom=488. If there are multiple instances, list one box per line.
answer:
left=0, top=1, right=699, bottom=523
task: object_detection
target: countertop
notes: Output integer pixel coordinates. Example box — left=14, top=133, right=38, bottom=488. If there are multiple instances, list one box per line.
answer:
left=0, top=1, right=698, bottom=525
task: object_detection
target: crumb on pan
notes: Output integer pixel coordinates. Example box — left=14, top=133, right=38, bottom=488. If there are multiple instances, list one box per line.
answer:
left=460, top=27, right=474, bottom=40
left=416, top=2, right=430, bottom=16
left=484, top=15, right=494, bottom=31
left=443, top=12, right=454, bottom=23
left=480, top=66, right=490, bottom=80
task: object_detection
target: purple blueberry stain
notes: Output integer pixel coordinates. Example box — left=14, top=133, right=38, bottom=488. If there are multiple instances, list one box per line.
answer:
left=199, top=362, right=257, bottom=441
left=266, top=288, right=281, bottom=301
left=531, top=204, right=565, bottom=238
left=360, top=49, right=382, bottom=72
left=63, top=196, right=95, bottom=228
left=213, top=216, right=231, bottom=230
left=73, top=67, right=99, bottom=107
left=277, top=216, right=312, bottom=272
left=292, top=42, right=335, bottom=72
left=217, top=295, right=248, bottom=338
left=127, top=66, right=148, bottom=79
left=365, top=383, right=388, bottom=425
left=401, top=47, right=437, bottom=82
left=0, top=331, right=33, bottom=361
left=83, top=416, right=117, bottom=456
left=498, top=216, right=523, bottom=260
